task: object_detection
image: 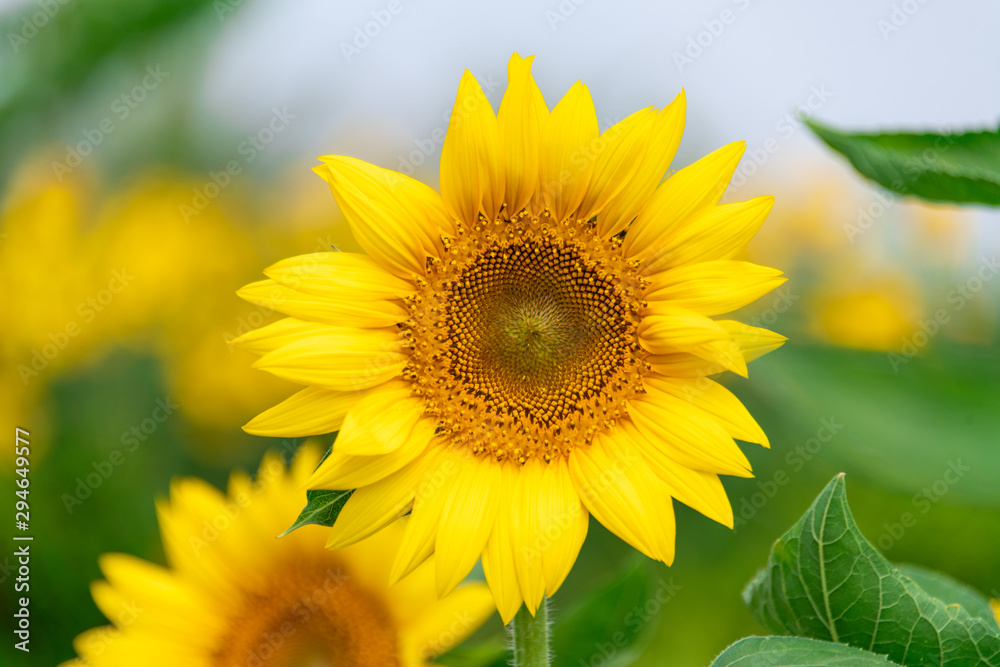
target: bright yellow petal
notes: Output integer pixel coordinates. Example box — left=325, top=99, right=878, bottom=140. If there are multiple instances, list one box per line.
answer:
left=624, top=141, right=745, bottom=258
left=307, top=418, right=437, bottom=489
left=620, top=419, right=733, bottom=528
left=238, top=279, right=407, bottom=328
left=435, top=455, right=501, bottom=597
left=568, top=434, right=676, bottom=563
left=718, top=320, right=788, bottom=363
left=481, top=462, right=523, bottom=624
left=645, top=260, right=786, bottom=316
left=230, top=317, right=331, bottom=356
left=643, top=196, right=775, bottom=273
left=389, top=448, right=459, bottom=585
left=243, top=385, right=360, bottom=437
left=638, top=306, right=747, bottom=376
left=253, top=328, right=407, bottom=391
left=333, top=380, right=425, bottom=455
left=576, top=108, right=656, bottom=222
left=497, top=53, right=548, bottom=217
left=538, top=81, right=598, bottom=223
left=597, top=91, right=686, bottom=238
left=264, top=251, right=416, bottom=301
left=538, top=458, right=588, bottom=597
left=325, top=450, right=438, bottom=549
left=314, top=155, right=453, bottom=278
left=511, top=458, right=545, bottom=613
left=628, top=391, right=753, bottom=478
left=644, top=374, right=769, bottom=447
left=441, top=70, right=505, bottom=224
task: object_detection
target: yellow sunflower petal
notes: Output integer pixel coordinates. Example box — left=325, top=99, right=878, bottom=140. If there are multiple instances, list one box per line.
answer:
left=643, top=196, right=775, bottom=273
left=441, top=70, right=505, bottom=224
left=645, top=260, right=786, bottom=316
left=325, top=450, right=438, bottom=549
left=538, top=458, right=588, bottom=597
left=307, top=418, right=437, bottom=489
left=253, top=328, right=407, bottom=391
left=388, top=450, right=460, bottom=585
left=512, top=458, right=546, bottom=613
left=624, top=140, right=745, bottom=258
left=597, top=91, right=686, bottom=238
left=498, top=53, right=548, bottom=217
left=264, top=251, right=416, bottom=301
left=238, top=279, right=407, bottom=328
left=435, top=455, right=501, bottom=597
left=314, top=155, right=453, bottom=278
left=620, top=420, right=734, bottom=528
left=628, top=392, right=753, bottom=478
left=718, top=320, right=788, bottom=363
left=332, top=380, right=425, bottom=455
left=644, top=374, right=769, bottom=447
left=638, top=306, right=747, bottom=376
left=230, top=317, right=331, bottom=356
left=481, top=462, right=524, bottom=624
left=568, top=434, right=676, bottom=563
left=538, top=81, right=599, bottom=223
left=576, top=108, right=656, bottom=222
left=243, top=385, right=361, bottom=437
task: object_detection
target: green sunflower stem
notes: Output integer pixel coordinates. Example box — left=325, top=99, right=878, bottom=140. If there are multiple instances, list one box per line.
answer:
left=511, top=598, right=551, bottom=667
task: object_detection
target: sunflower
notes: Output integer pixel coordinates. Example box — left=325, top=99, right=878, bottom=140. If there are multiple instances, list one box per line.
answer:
left=235, top=53, right=786, bottom=623
left=64, top=444, right=495, bottom=666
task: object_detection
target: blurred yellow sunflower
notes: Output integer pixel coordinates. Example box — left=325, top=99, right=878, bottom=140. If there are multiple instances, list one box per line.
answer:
left=64, top=444, right=494, bottom=666
left=236, top=53, right=786, bottom=622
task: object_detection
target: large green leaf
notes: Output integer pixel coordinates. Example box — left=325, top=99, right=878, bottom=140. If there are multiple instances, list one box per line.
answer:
left=894, top=564, right=1000, bottom=631
left=743, top=475, right=1000, bottom=666
left=711, top=636, right=903, bottom=666
left=806, top=119, right=1000, bottom=206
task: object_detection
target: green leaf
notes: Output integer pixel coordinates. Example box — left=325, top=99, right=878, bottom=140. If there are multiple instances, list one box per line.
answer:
left=805, top=119, right=1000, bottom=206
left=743, top=474, right=1000, bottom=666
left=711, top=636, right=903, bottom=666
left=280, top=489, right=353, bottom=537
left=895, top=564, right=1000, bottom=631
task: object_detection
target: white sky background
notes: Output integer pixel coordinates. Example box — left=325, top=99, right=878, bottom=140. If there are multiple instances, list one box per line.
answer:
left=198, top=0, right=1000, bottom=184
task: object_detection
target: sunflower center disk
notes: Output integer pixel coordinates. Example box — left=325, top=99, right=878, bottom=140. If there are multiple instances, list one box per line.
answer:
left=401, top=213, right=648, bottom=464
left=212, top=560, right=400, bottom=667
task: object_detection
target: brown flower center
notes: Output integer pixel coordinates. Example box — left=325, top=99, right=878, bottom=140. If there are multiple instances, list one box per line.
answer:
left=401, top=211, right=648, bottom=464
left=212, top=559, right=399, bottom=667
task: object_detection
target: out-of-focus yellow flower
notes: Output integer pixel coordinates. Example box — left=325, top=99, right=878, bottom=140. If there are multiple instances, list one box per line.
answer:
left=64, top=443, right=495, bottom=666
left=810, top=278, right=924, bottom=351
